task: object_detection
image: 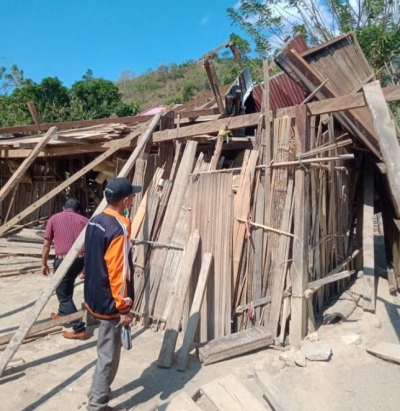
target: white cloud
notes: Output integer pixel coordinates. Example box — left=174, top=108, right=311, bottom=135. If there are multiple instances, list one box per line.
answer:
left=200, top=16, right=209, bottom=26
left=234, top=0, right=242, bottom=9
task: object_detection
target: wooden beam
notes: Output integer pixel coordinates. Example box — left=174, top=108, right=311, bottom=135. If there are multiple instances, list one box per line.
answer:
left=307, top=270, right=356, bottom=291
left=27, top=102, right=42, bottom=131
left=229, top=44, right=244, bottom=69
left=0, top=127, right=56, bottom=204
left=51, top=134, right=88, bottom=144
left=177, top=253, right=212, bottom=371
left=157, top=230, right=200, bottom=369
left=290, top=105, right=309, bottom=346
left=0, top=310, right=84, bottom=346
left=364, top=81, right=400, bottom=217
left=204, top=58, right=225, bottom=115
left=209, top=136, right=224, bottom=170
left=363, top=161, right=376, bottom=312
left=0, top=115, right=153, bottom=135
left=198, top=327, right=274, bottom=366
left=0, top=113, right=163, bottom=377
left=152, top=85, right=400, bottom=143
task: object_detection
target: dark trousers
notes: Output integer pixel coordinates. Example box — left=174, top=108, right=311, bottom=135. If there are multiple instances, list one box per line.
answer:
left=54, top=257, right=86, bottom=333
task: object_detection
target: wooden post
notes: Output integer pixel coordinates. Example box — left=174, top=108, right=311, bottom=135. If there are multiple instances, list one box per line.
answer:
left=27, top=102, right=42, bottom=131
left=210, top=136, right=224, bottom=170
left=363, top=161, right=376, bottom=312
left=0, top=113, right=162, bottom=377
left=157, top=230, right=200, bottom=369
left=363, top=81, right=400, bottom=217
left=0, top=127, right=56, bottom=204
left=0, top=128, right=141, bottom=237
left=177, top=253, right=212, bottom=371
left=290, top=105, right=309, bottom=346
left=204, top=58, right=225, bottom=115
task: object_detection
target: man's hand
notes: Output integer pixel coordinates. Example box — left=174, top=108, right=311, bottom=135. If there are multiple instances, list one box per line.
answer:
left=120, top=312, right=133, bottom=326
left=42, top=264, right=50, bottom=277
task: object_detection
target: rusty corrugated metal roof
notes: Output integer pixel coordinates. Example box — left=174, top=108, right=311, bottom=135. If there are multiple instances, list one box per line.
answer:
left=252, top=72, right=307, bottom=112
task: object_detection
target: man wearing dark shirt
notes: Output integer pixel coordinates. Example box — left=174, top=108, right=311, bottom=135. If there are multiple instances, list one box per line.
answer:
left=85, top=178, right=140, bottom=411
left=42, top=198, right=89, bottom=340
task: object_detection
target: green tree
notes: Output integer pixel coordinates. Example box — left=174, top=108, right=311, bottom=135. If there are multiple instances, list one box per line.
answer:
left=227, top=0, right=400, bottom=76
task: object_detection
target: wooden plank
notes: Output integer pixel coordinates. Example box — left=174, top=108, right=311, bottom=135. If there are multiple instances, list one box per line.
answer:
left=0, top=114, right=153, bottom=135
left=209, top=136, right=224, bottom=170
left=0, top=113, right=162, bottom=377
left=204, top=58, right=225, bottom=115
left=308, top=270, right=356, bottom=290
left=0, top=311, right=84, bottom=346
left=252, top=184, right=264, bottom=321
left=201, top=374, right=266, bottom=411
left=27, top=102, right=42, bottom=131
left=367, top=342, right=400, bottom=365
left=268, top=177, right=294, bottom=336
left=0, top=128, right=142, bottom=237
left=151, top=85, right=400, bottom=143
left=363, top=161, right=376, bottom=312
left=364, top=81, right=400, bottom=217
left=254, top=371, right=296, bottom=411
left=145, top=141, right=198, bottom=316
left=157, top=230, right=200, bottom=368
left=0, top=127, right=56, bottom=203
left=290, top=105, right=309, bottom=346
left=177, top=253, right=213, bottom=371
left=165, top=392, right=201, bottom=411
left=198, top=327, right=273, bottom=366
left=232, top=150, right=259, bottom=301
left=190, top=172, right=233, bottom=341
left=130, top=168, right=164, bottom=239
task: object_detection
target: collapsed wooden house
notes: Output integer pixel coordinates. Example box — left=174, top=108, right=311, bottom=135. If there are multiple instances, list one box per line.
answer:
left=1, top=32, right=400, bottom=375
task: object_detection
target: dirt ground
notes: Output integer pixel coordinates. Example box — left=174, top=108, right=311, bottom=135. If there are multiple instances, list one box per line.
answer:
left=1, top=253, right=400, bottom=411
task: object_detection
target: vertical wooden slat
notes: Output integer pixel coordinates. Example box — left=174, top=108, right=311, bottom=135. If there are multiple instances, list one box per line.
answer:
left=290, top=105, right=309, bottom=346
left=363, top=161, right=376, bottom=312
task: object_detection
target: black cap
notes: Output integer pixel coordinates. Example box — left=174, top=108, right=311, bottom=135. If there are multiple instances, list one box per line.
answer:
left=104, top=178, right=142, bottom=202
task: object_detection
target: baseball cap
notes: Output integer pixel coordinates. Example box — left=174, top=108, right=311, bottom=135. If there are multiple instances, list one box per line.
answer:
left=104, top=178, right=142, bottom=202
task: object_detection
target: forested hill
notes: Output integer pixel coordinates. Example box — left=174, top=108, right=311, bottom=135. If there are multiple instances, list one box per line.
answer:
left=116, top=57, right=262, bottom=110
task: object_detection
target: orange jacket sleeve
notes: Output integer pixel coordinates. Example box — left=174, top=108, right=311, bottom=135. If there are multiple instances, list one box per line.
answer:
left=104, top=234, right=132, bottom=314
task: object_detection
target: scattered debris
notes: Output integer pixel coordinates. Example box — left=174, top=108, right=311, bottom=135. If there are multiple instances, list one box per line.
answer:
left=323, top=291, right=360, bottom=324
left=367, top=342, right=400, bottom=365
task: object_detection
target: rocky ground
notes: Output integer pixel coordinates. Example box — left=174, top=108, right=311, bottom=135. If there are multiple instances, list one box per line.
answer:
left=0, top=253, right=400, bottom=411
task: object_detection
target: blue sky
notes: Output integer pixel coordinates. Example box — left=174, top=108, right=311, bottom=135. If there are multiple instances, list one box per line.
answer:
left=0, top=0, right=244, bottom=87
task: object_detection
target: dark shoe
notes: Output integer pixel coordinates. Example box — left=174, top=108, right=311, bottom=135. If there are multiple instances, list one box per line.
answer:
left=62, top=330, right=87, bottom=340
left=50, top=312, right=60, bottom=320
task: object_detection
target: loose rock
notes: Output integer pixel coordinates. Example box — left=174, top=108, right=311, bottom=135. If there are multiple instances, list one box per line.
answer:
left=342, top=333, right=361, bottom=346
left=301, top=341, right=332, bottom=361
left=293, top=350, right=307, bottom=367
left=279, top=352, right=296, bottom=367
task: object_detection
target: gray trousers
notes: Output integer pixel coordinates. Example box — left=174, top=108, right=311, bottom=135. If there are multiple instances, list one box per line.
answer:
left=87, top=318, right=122, bottom=411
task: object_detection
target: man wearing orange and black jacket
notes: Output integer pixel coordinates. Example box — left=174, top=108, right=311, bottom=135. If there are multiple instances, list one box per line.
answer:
left=84, top=177, right=141, bottom=411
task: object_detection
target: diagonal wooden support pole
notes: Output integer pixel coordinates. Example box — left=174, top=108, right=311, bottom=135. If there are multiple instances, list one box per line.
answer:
left=0, top=113, right=162, bottom=377
left=0, top=127, right=57, bottom=204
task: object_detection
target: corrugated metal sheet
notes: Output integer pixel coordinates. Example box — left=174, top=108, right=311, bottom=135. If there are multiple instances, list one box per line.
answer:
left=276, top=32, right=381, bottom=157
left=252, top=72, right=307, bottom=112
